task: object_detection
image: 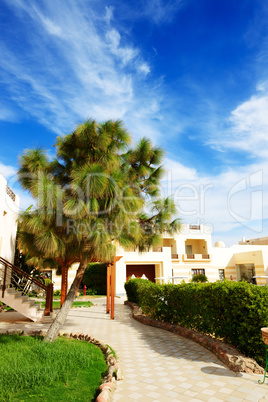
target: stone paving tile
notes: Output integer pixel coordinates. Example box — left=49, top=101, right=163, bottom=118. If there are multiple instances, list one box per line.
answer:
left=1, top=298, right=268, bottom=401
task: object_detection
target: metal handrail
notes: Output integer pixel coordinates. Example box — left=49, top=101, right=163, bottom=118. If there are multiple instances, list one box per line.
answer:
left=0, top=256, right=53, bottom=316
left=0, top=257, right=47, bottom=290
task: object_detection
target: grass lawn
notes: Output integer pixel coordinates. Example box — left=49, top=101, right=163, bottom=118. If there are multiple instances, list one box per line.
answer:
left=35, top=301, right=93, bottom=309
left=0, top=334, right=107, bottom=401
left=1, top=300, right=93, bottom=313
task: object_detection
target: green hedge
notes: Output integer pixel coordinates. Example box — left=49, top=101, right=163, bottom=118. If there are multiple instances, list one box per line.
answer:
left=124, top=279, right=268, bottom=366
left=82, top=263, right=107, bottom=295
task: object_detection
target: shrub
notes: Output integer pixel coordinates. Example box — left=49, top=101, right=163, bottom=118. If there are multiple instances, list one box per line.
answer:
left=53, top=289, right=61, bottom=296
left=124, top=279, right=147, bottom=303
left=79, top=287, right=103, bottom=296
left=44, top=278, right=52, bottom=286
left=124, top=279, right=268, bottom=366
left=28, top=290, right=38, bottom=297
left=82, top=263, right=107, bottom=295
left=192, top=274, right=208, bottom=283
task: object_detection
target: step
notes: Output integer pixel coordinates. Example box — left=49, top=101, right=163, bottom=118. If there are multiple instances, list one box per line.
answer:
left=0, top=289, right=45, bottom=322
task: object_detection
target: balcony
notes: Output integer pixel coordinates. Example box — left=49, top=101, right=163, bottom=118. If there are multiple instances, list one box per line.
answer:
left=183, top=253, right=211, bottom=262
left=189, top=225, right=200, bottom=230
left=152, top=247, right=163, bottom=252
left=6, top=185, right=16, bottom=202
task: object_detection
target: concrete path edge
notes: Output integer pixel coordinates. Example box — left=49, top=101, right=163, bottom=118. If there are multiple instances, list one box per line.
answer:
left=125, top=300, right=264, bottom=375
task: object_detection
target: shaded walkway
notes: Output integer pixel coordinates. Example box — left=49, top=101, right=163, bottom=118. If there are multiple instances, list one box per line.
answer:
left=1, top=297, right=268, bottom=401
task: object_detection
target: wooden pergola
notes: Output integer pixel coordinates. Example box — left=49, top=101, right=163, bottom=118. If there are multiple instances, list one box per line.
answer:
left=106, top=256, right=122, bottom=319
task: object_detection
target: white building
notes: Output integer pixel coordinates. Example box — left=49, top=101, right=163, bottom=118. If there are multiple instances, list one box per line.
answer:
left=0, top=173, right=20, bottom=263
left=49, top=223, right=268, bottom=294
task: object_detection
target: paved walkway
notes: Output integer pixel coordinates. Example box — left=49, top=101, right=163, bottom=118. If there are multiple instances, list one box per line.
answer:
left=1, top=297, right=268, bottom=401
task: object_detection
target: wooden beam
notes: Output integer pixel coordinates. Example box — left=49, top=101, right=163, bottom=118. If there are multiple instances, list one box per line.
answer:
left=106, top=264, right=111, bottom=314
left=110, top=256, right=122, bottom=320
left=60, top=266, right=68, bottom=307
left=111, top=263, right=115, bottom=320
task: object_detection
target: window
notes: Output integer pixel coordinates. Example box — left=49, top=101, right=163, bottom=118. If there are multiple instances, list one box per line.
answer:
left=218, top=269, right=225, bottom=281
left=185, top=245, right=192, bottom=254
left=192, top=269, right=205, bottom=277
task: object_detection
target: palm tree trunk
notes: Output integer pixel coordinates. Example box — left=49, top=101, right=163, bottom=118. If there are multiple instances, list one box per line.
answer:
left=44, top=260, right=87, bottom=343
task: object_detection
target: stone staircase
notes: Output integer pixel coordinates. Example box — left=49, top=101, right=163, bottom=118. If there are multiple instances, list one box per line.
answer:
left=0, top=256, right=53, bottom=322
left=0, top=287, right=44, bottom=321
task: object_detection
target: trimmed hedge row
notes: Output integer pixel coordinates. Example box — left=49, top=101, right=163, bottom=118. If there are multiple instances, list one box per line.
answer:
left=82, top=263, right=107, bottom=295
left=124, top=279, right=268, bottom=366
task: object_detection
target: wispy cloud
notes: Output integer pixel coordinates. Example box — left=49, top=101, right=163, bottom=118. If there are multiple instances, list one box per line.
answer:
left=2, top=0, right=268, bottom=245
left=0, top=0, right=156, bottom=135
left=161, top=157, right=268, bottom=245
left=0, top=105, right=17, bottom=122
left=141, top=0, right=186, bottom=24
left=0, top=162, right=17, bottom=179
left=205, top=81, right=268, bottom=161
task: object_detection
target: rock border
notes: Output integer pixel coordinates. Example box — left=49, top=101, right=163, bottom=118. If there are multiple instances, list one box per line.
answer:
left=1, top=329, right=121, bottom=401
left=125, top=301, right=264, bottom=375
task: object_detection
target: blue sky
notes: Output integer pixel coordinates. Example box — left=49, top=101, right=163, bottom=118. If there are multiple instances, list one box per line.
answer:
left=1, top=0, right=268, bottom=246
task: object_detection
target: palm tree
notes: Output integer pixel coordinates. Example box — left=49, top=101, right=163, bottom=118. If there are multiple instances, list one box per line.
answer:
left=18, top=119, right=180, bottom=342
left=17, top=216, right=80, bottom=305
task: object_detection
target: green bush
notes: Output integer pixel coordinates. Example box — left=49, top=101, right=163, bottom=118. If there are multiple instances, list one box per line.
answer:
left=124, top=279, right=268, bottom=366
left=53, top=289, right=61, bottom=296
left=192, top=274, right=208, bottom=282
left=79, top=287, right=103, bottom=296
left=82, top=263, right=107, bottom=295
left=44, top=278, right=52, bottom=286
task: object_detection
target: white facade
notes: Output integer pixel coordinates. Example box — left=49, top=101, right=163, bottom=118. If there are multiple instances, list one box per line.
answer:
left=49, top=223, right=268, bottom=294
left=0, top=173, right=20, bottom=263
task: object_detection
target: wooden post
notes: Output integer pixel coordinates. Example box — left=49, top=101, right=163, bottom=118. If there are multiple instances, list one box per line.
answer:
left=106, top=264, right=111, bottom=314
left=50, top=283, right=54, bottom=313
left=2, top=264, right=7, bottom=298
left=44, top=283, right=53, bottom=316
left=110, top=263, right=115, bottom=320
left=110, top=256, right=122, bottom=320
left=44, top=284, right=50, bottom=316
left=61, top=266, right=68, bottom=307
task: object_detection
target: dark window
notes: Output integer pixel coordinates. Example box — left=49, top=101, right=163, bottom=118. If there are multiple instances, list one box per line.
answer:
left=219, top=269, right=225, bottom=280
left=192, top=269, right=205, bottom=277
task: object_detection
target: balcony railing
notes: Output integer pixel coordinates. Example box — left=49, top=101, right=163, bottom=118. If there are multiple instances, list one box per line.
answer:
left=171, top=254, right=179, bottom=259
left=183, top=253, right=211, bottom=261
left=189, top=225, right=200, bottom=230
left=152, top=247, right=163, bottom=252
left=6, top=185, right=16, bottom=202
left=187, top=254, right=195, bottom=259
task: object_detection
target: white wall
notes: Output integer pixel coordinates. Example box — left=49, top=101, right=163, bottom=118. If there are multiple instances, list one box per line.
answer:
left=50, top=223, right=268, bottom=294
left=0, top=174, right=20, bottom=263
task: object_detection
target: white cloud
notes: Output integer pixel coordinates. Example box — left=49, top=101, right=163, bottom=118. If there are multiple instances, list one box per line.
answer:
left=138, top=63, right=151, bottom=75
left=105, top=6, right=114, bottom=24
left=142, top=0, right=185, bottom=24
left=229, top=93, right=268, bottom=156
left=0, top=163, right=17, bottom=179
left=106, top=29, right=138, bottom=65
left=2, top=0, right=267, bottom=246
left=0, top=106, right=17, bottom=122
left=159, top=156, right=268, bottom=246
left=206, top=82, right=268, bottom=159
left=0, top=0, right=157, bottom=137
left=164, top=158, right=197, bottom=182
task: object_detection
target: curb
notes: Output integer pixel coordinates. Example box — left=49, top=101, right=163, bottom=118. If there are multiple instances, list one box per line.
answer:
left=125, top=301, right=264, bottom=375
left=2, top=329, right=121, bottom=401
